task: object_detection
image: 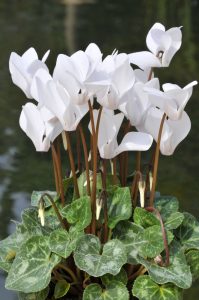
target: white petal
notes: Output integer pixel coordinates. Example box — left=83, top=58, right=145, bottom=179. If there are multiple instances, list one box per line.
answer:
left=30, top=68, right=52, bottom=102
left=114, top=132, right=153, bottom=156
left=134, top=68, right=153, bottom=83
left=146, top=23, right=165, bottom=54
left=112, top=54, right=135, bottom=96
left=19, top=103, right=50, bottom=151
left=129, top=51, right=161, bottom=69
left=71, top=50, right=90, bottom=81
left=85, top=43, right=102, bottom=63
left=21, top=47, right=38, bottom=65
left=165, top=111, right=191, bottom=155
left=9, top=54, right=31, bottom=98
left=42, top=50, right=50, bottom=62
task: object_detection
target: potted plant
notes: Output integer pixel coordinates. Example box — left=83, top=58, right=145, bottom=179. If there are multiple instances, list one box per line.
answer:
left=0, top=22, right=198, bottom=300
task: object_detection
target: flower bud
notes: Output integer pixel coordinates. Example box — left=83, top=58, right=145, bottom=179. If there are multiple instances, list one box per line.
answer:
left=96, top=197, right=103, bottom=220
left=149, top=171, right=153, bottom=191
left=38, top=198, right=45, bottom=227
left=61, top=131, right=67, bottom=150
left=138, top=179, right=146, bottom=208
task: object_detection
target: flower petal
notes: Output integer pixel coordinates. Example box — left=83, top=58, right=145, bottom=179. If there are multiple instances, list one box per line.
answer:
left=114, top=132, right=153, bottom=156
left=129, top=51, right=161, bottom=69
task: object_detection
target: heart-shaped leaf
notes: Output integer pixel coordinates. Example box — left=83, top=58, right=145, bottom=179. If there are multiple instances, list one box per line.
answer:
left=49, top=229, right=73, bottom=258
left=83, top=282, right=129, bottom=300
left=175, top=213, right=199, bottom=250
left=164, top=212, right=184, bottom=230
left=137, top=241, right=192, bottom=289
left=154, top=196, right=179, bottom=220
left=186, top=249, right=199, bottom=281
left=49, top=228, right=83, bottom=258
left=62, top=196, right=92, bottom=230
left=6, top=236, right=61, bottom=293
left=113, top=221, right=144, bottom=264
left=133, top=208, right=159, bottom=228
left=107, top=186, right=132, bottom=229
left=74, top=234, right=127, bottom=277
left=18, top=287, right=49, bottom=300
left=135, top=225, right=173, bottom=258
left=31, top=191, right=58, bottom=208
left=132, top=275, right=182, bottom=300
left=54, top=279, right=70, bottom=299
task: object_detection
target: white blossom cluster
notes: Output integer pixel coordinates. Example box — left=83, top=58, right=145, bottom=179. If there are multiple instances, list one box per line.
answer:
left=9, top=23, right=197, bottom=157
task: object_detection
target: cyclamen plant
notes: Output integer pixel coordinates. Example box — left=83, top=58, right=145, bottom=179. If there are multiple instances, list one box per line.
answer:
left=1, top=22, right=199, bottom=300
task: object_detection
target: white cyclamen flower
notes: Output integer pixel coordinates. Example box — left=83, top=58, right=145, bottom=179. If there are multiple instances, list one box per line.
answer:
left=19, top=102, right=63, bottom=152
left=53, top=43, right=109, bottom=105
left=137, top=107, right=191, bottom=156
left=97, top=53, right=135, bottom=110
left=9, top=47, right=50, bottom=98
left=119, top=78, right=160, bottom=127
left=129, top=23, right=182, bottom=69
left=31, top=68, right=88, bottom=131
left=89, top=109, right=153, bottom=159
left=145, top=81, right=197, bottom=121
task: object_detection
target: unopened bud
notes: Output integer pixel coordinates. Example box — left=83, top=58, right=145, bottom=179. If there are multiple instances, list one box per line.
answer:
left=61, top=131, right=67, bottom=150
left=154, top=254, right=163, bottom=266
left=138, top=180, right=146, bottom=208
left=96, top=198, right=103, bottom=220
left=38, top=199, right=45, bottom=227
left=149, top=172, right=153, bottom=191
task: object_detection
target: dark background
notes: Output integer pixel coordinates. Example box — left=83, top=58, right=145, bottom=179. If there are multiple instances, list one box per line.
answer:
left=0, top=0, right=198, bottom=298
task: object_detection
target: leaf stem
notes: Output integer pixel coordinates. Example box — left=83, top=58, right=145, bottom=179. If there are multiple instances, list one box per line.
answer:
left=78, top=124, right=91, bottom=196
left=51, top=143, right=65, bottom=207
left=145, top=206, right=170, bottom=266
left=51, top=149, right=59, bottom=194
left=41, top=193, right=68, bottom=230
left=89, top=101, right=102, bottom=234
left=128, top=265, right=147, bottom=281
left=149, top=113, right=166, bottom=206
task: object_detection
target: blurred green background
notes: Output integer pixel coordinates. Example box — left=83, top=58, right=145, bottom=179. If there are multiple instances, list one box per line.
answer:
left=0, top=0, right=198, bottom=299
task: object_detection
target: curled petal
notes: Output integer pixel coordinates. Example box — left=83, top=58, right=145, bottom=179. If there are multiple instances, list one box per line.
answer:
left=129, top=51, right=161, bottom=69
left=114, top=132, right=153, bottom=156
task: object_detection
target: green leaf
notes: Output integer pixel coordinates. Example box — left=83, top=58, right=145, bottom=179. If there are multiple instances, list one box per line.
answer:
left=74, top=234, right=127, bottom=277
left=154, top=196, right=179, bottom=220
left=49, top=229, right=73, bottom=258
left=31, top=191, right=58, bottom=208
left=107, top=186, right=132, bottom=229
left=132, top=275, right=182, bottom=300
left=175, top=212, right=199, bottom=250
left=135, top=225, right=174, bottom=258
left=49, top=228, right=83, bottom=258
left=77, top=171, right=120, bottom=198
left=113, top=221, right=144, bottom=264
left=133, top=208, right=159, bottom=228
left=5, top=236, right=61, bottom=293
left=83, top=282, right=129, bottom=300
left=101, top=268, right=128, bottom=285
left=164, top=212, right=184, bottom=230
left=61, top=196, right=92, bottom=230
left=137, top=241, right=192, bottom=289
left=21, top=208, right=49, bottom=235
left=18, top=287, right=49, bottom=300
left=54, top=279, right=70, bottom=299
left=186, top=249, right=199, bottom=281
